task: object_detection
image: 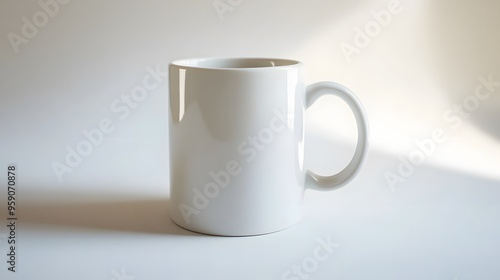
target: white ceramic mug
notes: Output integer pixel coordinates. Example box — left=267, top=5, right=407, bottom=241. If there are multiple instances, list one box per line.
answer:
left=169, top=58, right=368, bottom=236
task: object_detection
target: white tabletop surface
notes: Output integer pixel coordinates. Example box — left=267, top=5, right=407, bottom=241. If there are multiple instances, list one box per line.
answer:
left=1, top=140, right=499, bottom=280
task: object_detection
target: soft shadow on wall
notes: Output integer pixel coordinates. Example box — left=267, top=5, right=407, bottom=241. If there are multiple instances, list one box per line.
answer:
left=425, top=0, right=500, bottom=140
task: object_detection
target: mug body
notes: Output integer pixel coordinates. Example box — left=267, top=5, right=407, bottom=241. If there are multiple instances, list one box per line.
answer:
left=169, top=58, right=306, bottom=236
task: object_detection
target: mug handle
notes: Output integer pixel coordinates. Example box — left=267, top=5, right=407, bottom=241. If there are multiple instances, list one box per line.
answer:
left=304, top=81, right=369, bottom=191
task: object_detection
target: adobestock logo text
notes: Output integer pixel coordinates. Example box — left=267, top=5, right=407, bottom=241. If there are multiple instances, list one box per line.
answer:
left=282, top=236, right=340, bottom=280
left=178, top=108, right=288, bottom=224
left=51, top=65, right=167, bottom=182
left=385, top=74, right=499, bottom=191
left=7, top=0, right=71, bottom=54
left=340, top=0, right=403, bottom=64
left=213, top=0, right=243, bottom=21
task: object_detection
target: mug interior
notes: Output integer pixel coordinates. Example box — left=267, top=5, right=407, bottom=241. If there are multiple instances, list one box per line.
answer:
left=171, top=58, right=300, bottom=69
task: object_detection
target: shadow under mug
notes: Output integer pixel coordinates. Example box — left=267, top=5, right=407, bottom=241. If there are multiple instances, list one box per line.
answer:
left=169, top=57, right=368, bottom=236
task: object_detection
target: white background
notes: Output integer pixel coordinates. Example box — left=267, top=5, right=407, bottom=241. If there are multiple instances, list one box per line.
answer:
left=1, top=0, right=500, bottom=279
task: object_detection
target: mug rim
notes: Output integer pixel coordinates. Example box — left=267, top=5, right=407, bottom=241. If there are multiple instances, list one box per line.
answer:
left=170, top=57, right=302, bottom=70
